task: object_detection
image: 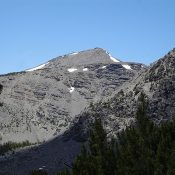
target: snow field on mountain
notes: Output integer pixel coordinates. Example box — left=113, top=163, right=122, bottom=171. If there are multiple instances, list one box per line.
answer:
left=122, top=64, right=132, bottom=70
left=67, top=68, right=78, bottom=72
left=26, top=62, right=49, bottom=72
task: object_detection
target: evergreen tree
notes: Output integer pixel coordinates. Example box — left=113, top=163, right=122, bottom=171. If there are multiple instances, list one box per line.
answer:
left=72, top=119, right=110, bottom=175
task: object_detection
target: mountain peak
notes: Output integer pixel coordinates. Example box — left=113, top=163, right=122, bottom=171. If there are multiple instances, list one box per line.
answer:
left=25, top=48, right=120, bottom=72
left=46, top=48, right=121, bottom=68
left=25, top=48, right=144, bottom=73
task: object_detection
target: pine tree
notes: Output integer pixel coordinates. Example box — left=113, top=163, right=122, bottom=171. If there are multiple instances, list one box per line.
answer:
left=72, top=119, right=112, bottom=175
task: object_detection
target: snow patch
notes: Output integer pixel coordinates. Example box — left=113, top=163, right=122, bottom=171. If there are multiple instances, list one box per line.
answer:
left=67, top=68, right=78, bottom=73
left=106, top=51, right=120, bottom=63
left=122, top=64, right=132, bottom=70
left=109, top=54, right=120, bottom=63
left=83, top=68, right=88, bottom=71
left=26, top=62, right=49, bottom=72
left=70, top=52, right=78, bottom=56
left=69, top=87, right=75, bottom=93
left=102, top=66, right=106, bottom=69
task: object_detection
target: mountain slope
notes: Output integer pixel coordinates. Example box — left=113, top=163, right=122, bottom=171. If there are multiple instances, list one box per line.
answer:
left=64, top=48, right=175, bottom=141
left=0, top=48, right=144, bottom=144
left=0, top=48, right=174, bottom=175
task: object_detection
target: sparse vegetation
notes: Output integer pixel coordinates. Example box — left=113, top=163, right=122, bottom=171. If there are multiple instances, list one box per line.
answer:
left=0, top=140, right=33, bottom=156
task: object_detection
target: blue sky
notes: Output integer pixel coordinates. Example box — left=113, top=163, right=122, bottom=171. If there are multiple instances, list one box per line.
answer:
left=0, top=0, right=175, bottom=74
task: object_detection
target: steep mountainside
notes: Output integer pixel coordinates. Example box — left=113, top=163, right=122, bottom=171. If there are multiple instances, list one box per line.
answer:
left=0, top=48, right=144, bottom=144
left=0, top=48, right=174, bottom=175
left=64, top=49, right=175, bottom=142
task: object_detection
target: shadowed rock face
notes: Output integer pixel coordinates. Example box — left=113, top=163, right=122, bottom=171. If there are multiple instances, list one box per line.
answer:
left=0, top=48, right=144, bottom=144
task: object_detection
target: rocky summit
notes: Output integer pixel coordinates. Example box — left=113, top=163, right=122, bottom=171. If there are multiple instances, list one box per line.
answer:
left=0, top=48, right=174, bottom=174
